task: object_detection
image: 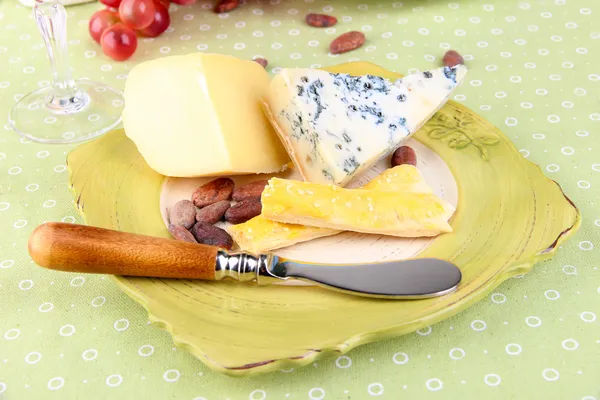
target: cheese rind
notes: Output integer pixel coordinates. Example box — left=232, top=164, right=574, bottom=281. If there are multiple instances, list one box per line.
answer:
left=266, top=66, right=467, bottom=185
left=229, top=165, right=437, bottom=252
left=123, top=53, right=290, bottom=178
left=261, top=177, right=454, bottom=238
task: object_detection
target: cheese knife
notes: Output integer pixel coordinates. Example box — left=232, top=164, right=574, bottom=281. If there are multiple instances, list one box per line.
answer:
left=28, top=222, right=462, bottom=299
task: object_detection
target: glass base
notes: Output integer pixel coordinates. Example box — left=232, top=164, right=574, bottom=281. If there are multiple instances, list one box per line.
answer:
left=9, top=80, right=124, bottom=144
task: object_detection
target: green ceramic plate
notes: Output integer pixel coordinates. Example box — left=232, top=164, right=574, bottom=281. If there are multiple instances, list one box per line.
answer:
left=67, top=62, right=580, bottom=376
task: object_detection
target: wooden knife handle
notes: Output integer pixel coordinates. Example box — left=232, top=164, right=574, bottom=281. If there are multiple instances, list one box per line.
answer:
left=28, top=222, right=220, bottom=279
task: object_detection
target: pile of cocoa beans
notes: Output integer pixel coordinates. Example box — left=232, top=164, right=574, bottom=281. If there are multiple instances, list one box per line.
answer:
left=167, top=178, right=268, bottom=250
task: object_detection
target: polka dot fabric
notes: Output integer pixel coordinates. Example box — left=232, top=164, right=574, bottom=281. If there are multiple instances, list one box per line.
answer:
left=0, top=0, right=598, bottom=398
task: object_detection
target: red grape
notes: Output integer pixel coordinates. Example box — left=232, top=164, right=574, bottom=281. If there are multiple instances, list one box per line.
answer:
left=138, top=2, right=170, bottom=37
left=88, top=9, right=120, bottom=44
left=100, top=23, right=138, bottom=61
left=99, top=0, right=122, bottom=8
left=171, top=0, right=197, bottom=5
left=156, top=0, right=170, bottom=7
left=118, top=0, right=155, bottom=30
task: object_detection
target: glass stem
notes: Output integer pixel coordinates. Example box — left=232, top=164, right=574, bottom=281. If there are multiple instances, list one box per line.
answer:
left=34, top=0, right=85, bottom=111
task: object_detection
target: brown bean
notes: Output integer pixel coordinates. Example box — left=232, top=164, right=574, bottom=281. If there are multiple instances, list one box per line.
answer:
left=329, top=31, right=366, bottom=54
left=232, top=180, right=269, bottom=201
left=190, top=222, right=233, bottom=250
left=169, top=200, right=197, bottom=229
left=391, top=146, right=417, bottom=167
left=442, top=50, right=464, bottom=67
left=225, top=198, right=262, bottom=224
left=192, top=178, right=234, bottom=208
left=168, top=224, right=198, bottom=243
left=214, top=0, right=239, bottom=13
left=253, top=58, right=268, bottom=68
left=305, top=13, right=337, bottom=28
left=196, top=200, right=231, bottom=224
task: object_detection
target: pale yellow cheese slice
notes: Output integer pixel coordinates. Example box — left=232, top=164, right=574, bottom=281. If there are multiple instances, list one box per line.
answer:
left=261, top=176, right=454, bottom=238
left=362, top=165, right=433, bottom=194
left=123, top=53, right=290, bottom=178
left=228, top=216, right=339, bottom=254
left=229, top=165, right=439, bottom=253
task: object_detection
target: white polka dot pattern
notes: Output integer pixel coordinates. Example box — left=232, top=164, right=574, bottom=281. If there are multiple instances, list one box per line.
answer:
left=0, top=0, right=598, bottom=398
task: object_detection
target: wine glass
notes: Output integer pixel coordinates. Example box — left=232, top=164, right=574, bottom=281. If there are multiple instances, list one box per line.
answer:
left=9, top=0, right=124, bottom=144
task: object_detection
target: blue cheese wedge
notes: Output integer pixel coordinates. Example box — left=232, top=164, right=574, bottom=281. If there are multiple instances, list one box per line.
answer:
left=265, top=66, right=467, bottom=186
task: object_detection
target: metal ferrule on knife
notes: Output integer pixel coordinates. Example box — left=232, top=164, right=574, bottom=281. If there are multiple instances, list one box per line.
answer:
left=214, top=251, right=286, bottom=285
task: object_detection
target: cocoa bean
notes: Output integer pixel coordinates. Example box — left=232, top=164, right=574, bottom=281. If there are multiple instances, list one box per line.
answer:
left=214, top=0, right=239, bottom=13
left=169, top=200, right=196, bottom=229
left=192, top=178, right=234, bottom=208
left=190, top=222, right=233, bottom=250
left=225, top=198, right=262, bottom=224
left=168, top=224, right=197, bottom=243
left=196, top=200, right=231, bottom=224
left=442, top=50, right=464, bottom=67
left=391, top=146, right=417, bottom=167
left=306, top=13, right=337, bottom=28
left=330, top=31, right=366, bottom=54
left=253, top=58, right=268, bottom=68
left=232, top=180, right=268, bottom=201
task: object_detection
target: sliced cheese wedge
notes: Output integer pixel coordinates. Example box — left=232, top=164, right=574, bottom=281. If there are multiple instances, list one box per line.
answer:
left=123, top=53, right=290, bottom=178
left=261, top=176, right=455, bottom=238
left=229, top=166, right=445, bottom=253
left=265, top=65, right=467, bottom=186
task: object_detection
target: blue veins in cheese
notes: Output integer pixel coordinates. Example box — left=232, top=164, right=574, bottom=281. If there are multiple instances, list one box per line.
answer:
left=265, top=65, right=468, bottom=186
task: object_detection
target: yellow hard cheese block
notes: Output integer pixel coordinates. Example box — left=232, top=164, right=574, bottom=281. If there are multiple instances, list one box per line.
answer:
left=123, top=53, right=290, bottom=178
left=230, top=166, right=441, bottom=252
left=261, top=175, right=455, bottom=238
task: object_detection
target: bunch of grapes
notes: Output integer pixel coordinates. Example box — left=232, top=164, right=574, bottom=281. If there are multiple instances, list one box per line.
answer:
left=89, top=0, right=202, bottom=61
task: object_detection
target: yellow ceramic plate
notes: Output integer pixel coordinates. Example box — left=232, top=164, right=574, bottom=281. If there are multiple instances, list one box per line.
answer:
left=67, top=62, right=580, bottom=376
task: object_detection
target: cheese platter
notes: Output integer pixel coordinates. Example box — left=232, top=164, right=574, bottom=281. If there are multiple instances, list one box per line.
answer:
left=56, top=58, right=579, bottom=375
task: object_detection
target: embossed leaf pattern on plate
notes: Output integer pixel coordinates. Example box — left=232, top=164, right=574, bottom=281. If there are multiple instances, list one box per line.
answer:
left=426, top=109, right=500, bottom=159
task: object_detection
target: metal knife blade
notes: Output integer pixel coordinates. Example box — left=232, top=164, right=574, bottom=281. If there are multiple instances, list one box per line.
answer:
left=268, top=257, right=462, bottom=299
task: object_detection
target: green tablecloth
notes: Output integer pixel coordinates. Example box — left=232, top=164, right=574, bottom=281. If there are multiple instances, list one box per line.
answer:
left=1, top=0, right=598, bottom=398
